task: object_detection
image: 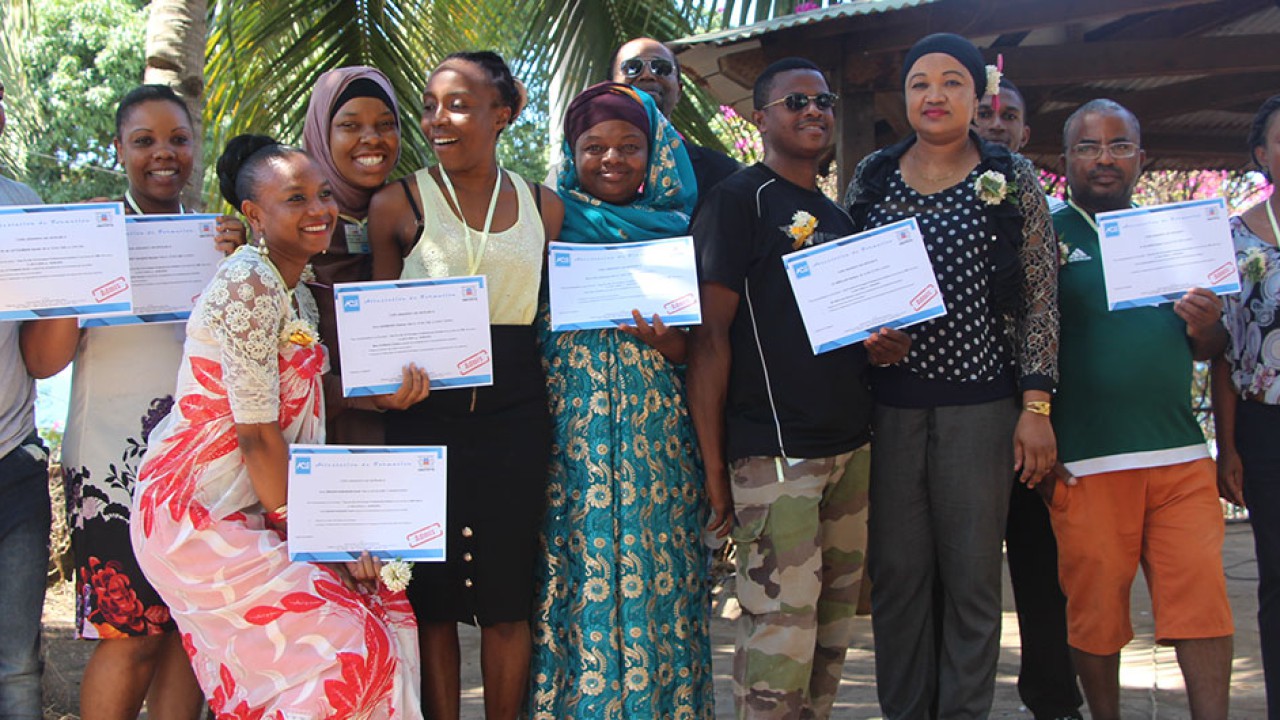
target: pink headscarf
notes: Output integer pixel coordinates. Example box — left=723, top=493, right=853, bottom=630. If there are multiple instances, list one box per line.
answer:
left=301, top=66, right=401, bottom=218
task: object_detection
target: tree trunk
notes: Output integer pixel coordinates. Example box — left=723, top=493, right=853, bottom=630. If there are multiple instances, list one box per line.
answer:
left=143, top=0, right=207, bottom=209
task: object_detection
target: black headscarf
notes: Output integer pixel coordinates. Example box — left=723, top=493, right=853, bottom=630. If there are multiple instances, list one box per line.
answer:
left=901, top=33, right=988, bottom=98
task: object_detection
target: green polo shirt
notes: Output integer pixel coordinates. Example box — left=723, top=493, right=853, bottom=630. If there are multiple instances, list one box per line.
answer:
left=1051, top=205, right=1209, bottom=477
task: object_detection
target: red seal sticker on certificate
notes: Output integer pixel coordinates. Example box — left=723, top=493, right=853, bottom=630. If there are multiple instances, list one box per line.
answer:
left=911, top=284, right=939, bottom=311
left=458, top=349, right=490, bottom=376
left=408, top=523, right=443, bottom=548
left=1209, top=262, right=1236, bottom=285
left=664, top=293, right=696, bottom=315
left=93, top=277, right=130, bottom=302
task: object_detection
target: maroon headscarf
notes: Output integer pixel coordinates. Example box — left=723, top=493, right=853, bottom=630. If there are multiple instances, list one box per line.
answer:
left=564, top=82, right=651, bottom=151
left=301, top=66, right=401, bottom=217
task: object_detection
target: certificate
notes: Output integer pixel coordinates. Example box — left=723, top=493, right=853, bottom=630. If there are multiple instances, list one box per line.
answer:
left=783, top=218, right=947, bottom=355
left=82, top=214, right=223, bottom=327
left=1096, top=198, right=1240, bottom=310
left=333, top=276, right=493, bottom=395
left=0, top=202, right=132, bottom=320
left=548, top=236, right=701, bottom=331
left=287, top=445, right=447, bottom=562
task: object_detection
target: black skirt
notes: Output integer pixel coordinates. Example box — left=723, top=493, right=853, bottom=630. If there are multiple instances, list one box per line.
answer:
left=385, top=325, right=550, bottom=625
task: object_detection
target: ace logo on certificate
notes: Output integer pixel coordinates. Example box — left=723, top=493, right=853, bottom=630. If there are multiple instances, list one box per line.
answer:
left=783, top=218, right=947, bottom=354
left=287, top=446, right=448, bottom=562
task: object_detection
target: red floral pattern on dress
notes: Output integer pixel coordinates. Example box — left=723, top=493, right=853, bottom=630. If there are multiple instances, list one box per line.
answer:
left=83, top=556, right=170, bottom=636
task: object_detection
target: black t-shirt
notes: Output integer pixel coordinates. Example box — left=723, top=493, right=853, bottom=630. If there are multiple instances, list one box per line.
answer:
left=692, top=163, right=872, bottom=462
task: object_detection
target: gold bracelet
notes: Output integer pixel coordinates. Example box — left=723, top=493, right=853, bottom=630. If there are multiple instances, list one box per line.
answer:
left=1023, top=400, right=1052, bottom=416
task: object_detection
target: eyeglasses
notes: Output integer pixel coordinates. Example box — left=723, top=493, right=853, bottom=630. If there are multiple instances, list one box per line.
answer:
left=619, top=57, right=675, bottom=79
left=1069, top=142, right=1139, bottom=160
left=760, top=92, right=839, bottom=112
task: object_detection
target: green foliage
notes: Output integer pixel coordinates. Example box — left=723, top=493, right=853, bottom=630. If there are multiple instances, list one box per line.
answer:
left=0, top=0, right=146, bottom=203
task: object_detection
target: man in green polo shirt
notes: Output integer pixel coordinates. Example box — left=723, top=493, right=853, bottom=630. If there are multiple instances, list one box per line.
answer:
left=1047, top=98, right=1234, bottom=720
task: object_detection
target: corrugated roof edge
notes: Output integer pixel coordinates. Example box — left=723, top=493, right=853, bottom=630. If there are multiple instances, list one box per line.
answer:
left=670, top=0, right=940, bottom=48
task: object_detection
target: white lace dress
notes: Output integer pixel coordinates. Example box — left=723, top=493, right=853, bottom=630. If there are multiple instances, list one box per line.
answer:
left=130, top=247, right=422, bottom=720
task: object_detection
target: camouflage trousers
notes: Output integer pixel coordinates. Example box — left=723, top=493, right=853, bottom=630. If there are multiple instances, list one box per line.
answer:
left=729, top=445, right=870, bottom=720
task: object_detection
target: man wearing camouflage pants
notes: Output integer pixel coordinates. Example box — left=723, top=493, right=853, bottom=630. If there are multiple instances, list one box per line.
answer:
left=688, top=57, right=909, bottom=719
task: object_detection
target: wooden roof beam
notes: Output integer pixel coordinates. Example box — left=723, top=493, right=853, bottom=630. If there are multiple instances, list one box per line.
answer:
left=1084, top=0, right=1272, bottom=41
left=985, top=36, right=1280, bottom=86
left=1031, top=72, right=1280, bottom=131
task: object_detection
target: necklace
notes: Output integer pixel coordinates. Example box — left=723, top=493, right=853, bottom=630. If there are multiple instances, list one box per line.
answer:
left=124, top=189, right=185, bottom=215
left=437, top=166, right=502, bottom=276
left=1266, top=194, right=1280, bottom=246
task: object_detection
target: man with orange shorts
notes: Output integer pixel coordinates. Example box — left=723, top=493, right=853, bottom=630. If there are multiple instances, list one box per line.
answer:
left=1045, top=98, right=1234, bottom=720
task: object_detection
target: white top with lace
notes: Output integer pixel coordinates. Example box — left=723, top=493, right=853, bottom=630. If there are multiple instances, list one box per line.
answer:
left=188, top=247, right=321, bottom=425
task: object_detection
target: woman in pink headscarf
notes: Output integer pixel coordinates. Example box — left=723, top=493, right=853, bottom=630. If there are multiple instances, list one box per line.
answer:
left=301, top=66, right=403, bottom=444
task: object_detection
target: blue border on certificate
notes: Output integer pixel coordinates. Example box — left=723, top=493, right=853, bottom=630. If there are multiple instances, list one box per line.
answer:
left=1099, top=197, right=1225, bottom=221
left=335, top=276, right=491, bottom=393
left=1, top=202, right=131, bottom=320
left=1099, top=198, right=1238, bottom=310
left=289, top=446, right=446, bottom=562
left=548, top=237, right=699, bottom=332
left=783, top=219, right=942, bottom=354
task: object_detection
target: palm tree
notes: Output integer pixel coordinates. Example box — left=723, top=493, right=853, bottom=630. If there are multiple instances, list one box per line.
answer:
left=143, top=0, right=206, bottom=205
left=145, top=0, right=821, bottom=205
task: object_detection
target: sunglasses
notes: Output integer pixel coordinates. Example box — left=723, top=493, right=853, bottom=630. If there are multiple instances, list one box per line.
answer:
left=760, top=92, right=839, bottom=112
left=619, top=57, right=675, bottom=79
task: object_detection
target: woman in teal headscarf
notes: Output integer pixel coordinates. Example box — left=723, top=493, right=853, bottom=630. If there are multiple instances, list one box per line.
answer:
left=529, top=82, right=714, bottom=719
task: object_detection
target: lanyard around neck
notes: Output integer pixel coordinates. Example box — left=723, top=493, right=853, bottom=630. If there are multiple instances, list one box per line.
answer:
left=1066, top=194, right=1099, bottom=234
left=1266, top=193, right=1280, bottom=245
left=124, top=189, right=185, bottom=215
left=437, top=166, right=502, bottom=276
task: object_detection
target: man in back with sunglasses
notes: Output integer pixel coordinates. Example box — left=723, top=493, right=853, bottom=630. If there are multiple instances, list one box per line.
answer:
left=1046, top=98, right=1234, bottom=720
left=688, top=57, right=909, bottom=719
left=611, top=37, right=740, bottom=201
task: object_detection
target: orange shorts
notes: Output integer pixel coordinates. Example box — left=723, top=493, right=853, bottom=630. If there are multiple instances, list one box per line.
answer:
left=1047, top=457, right=1233, bottom=656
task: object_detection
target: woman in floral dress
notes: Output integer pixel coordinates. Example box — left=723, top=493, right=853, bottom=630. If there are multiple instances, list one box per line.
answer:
left=528, top=82, right=713, bottom=719
left=130, top=134, right=428, bottom=720
left=20, top=84, right=245, bottom=720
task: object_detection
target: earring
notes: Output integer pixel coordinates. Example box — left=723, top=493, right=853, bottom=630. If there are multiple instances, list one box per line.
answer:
left=257, top=234, right=269, bottom=256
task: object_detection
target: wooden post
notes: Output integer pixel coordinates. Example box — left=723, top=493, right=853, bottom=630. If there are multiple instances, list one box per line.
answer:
left=836, top=89, right=876, bottom=202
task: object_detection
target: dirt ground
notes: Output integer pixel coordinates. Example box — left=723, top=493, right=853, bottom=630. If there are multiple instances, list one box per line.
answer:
left=39, top=521, right=1267, bottom=719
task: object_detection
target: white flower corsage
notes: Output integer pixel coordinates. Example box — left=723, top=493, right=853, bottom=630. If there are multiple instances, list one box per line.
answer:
left=1058, top=238, right=1071, bottom=267
left=300, top=263, right=316, bottom=284
left=380, top=558, right=412, bottom=592
left=280, top=318, right=318, bottom=348
left=785, top=210, right=819, bottom=250
left=1240, top=246, right=1270, bottom=283
left=974, top=170, right=1013, bottom=206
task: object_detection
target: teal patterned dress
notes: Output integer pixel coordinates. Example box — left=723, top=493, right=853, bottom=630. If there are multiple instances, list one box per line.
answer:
left=528, top=84, right=714, bottom=719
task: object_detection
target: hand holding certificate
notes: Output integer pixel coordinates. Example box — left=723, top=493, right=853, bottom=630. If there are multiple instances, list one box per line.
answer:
left=334, top=276, right=493, bottom=395
left=548, top=236, right=701, bottom=331
left=83, top=214, right=224, bottom=326
left=783, top=218, right=947, bottom=355
left=0, top=202, right=132, bottom=320
left=287, top=445, right=447, bottom=562
left=1095, top=198, right=1240, bottom=310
